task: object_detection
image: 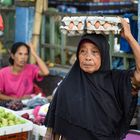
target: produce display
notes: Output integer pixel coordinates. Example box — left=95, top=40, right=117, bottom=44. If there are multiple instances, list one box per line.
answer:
left=0, top=107, right=26, bottom=128
left=15, top=104, right=50, bottom=138
left=0, top=100, right=24, bottom=111
left=60, top=16, right=129, bottom=35
left=0, top=100, right=10, bottom=107
left=20, top=104, right=49, bottom=125
left=7, top=100, right=24, bottom=111
left=0, top=107, right=33, bottom=136
left=21, top=112, right=45, bottom=125
left=0, top=100, right=49, bottom=138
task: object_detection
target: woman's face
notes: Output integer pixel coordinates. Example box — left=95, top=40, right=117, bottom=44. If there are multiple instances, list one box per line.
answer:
left=78, top=42, right=101, bottom=73
left=11, top=45, right=29, bottom=67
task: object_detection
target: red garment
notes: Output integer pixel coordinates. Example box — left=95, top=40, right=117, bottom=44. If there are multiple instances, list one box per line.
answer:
left=33, top=83, right=46, bottom=97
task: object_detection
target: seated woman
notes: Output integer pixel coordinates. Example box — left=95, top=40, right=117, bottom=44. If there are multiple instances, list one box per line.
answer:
left=44, top=18, right=140, bottom=140
left=0, top=42, right=49, bottom=100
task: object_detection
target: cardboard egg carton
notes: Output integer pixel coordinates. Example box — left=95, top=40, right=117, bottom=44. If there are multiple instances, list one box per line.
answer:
left=60, top=16, right=129, bottom=35
left=60, top=16, right=86, bottom=35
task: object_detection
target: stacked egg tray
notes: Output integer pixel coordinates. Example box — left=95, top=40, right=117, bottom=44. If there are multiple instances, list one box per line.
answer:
left=60, top=16, right=129, bottom=36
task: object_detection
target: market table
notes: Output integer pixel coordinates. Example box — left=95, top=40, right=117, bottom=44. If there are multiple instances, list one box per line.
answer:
left=0, top=106, right=33, bottom=140
left=16, top=107, right=47, bottom=140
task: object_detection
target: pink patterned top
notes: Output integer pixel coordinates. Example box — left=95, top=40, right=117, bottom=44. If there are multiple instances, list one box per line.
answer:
left=0, top=64, right=43, bottom=99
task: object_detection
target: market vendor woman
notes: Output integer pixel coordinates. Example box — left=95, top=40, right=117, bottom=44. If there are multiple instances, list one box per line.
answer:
left=0, top=42, right=49, bottom=100
left=44, top=17, right=140, bottom=140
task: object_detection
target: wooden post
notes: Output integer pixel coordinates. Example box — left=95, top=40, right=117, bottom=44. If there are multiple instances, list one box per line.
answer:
left=31, top=0, right=47, bottom=63
left=43, top=0, right=48, bottom=11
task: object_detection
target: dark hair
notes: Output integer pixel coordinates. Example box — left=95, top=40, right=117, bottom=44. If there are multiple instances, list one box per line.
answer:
left=9, top=42, right=30, bottom=65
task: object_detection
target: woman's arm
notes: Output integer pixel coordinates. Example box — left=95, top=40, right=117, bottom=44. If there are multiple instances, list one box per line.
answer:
left=0, top=92, right=14, bottom=100
left=29, top=43, right=49, bottom=76
left=0, top=92, right=32, bottom=100
left=120, top=17, right=140, bottom=86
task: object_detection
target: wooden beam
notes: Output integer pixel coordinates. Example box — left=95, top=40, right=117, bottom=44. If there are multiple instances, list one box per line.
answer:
left=30, top=0, right=44, bottom=63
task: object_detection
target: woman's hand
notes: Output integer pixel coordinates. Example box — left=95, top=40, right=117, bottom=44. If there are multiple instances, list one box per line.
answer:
left=28, top=42, right=37, bottom=57
left=120, top=17, right=132, bottom=41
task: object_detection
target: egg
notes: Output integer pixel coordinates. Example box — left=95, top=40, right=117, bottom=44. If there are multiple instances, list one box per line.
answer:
left=103, top=22, right=112, bottom=29
left=94, top=21, right=101, bottom=29
left=77, top=21, right=83, bottom=30
left=68, top=21, right=74, bottom=30
left=86, top=21, right=91, bottom=28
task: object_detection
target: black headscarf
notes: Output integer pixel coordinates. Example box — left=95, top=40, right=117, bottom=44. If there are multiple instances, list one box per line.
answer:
left=45, top=33, right=137, bottom=140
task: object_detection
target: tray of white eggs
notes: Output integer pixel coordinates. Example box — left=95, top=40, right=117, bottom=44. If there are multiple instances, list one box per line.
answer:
left=60, top=16, right=129, bottom=35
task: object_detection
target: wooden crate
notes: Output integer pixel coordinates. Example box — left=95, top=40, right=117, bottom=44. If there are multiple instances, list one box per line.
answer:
left=0, top=132, right=28, bottom=140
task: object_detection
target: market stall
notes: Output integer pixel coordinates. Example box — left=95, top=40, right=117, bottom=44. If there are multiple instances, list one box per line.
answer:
left=0, top=97, right=49, bottom=140
left=0, top=106, right=33, bottom=140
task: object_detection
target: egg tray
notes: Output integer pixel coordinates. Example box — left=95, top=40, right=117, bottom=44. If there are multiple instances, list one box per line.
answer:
left=60, top=16, right=129, bottom=36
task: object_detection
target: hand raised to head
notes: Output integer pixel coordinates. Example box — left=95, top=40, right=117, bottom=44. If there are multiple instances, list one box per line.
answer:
left=28, top=42, right=37, bottom=56
left=120, top=17, right=132, bottom=40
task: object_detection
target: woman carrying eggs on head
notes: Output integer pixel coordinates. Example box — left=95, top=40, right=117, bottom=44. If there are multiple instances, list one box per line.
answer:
left=0, top=42, right=49, bottom=100
left=44, top=17, right=140, bottom=140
